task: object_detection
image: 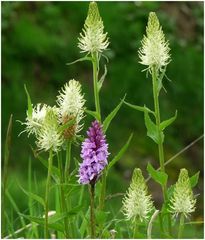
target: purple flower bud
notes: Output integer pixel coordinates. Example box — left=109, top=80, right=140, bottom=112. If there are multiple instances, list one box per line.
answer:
left=78, top=120, right=109, bottom=185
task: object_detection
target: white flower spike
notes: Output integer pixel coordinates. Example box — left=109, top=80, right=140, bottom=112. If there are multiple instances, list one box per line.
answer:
left=57, top=79, right=85, bottom=140
left=78, top=1, right=109, bottom=53
left=169, top=168, right=196, bottom=218
left=36, top=106, right=63, bottom=152
left=122, top=168, right=153, bottom=222
left=139, top=12, right=170, bottom=72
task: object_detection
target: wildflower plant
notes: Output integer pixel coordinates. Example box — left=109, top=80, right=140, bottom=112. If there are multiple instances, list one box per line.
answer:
left=4, top=3, right=201, bottom=240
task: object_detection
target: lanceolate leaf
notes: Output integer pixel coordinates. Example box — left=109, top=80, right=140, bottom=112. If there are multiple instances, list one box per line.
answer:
left=20, top=214, right=64, bottom=232
left=107, top=133, right=133, bottom=171
left=85, top=109, right=101, bottom=121
left=160, top=110, right=177, bottom=131
left=190, top=171, right=200, bottom=188
left=19, top=185, right=45, bottom=207
left=124, top=101, right=155, bottom=116
left=103, top=95, right=126, bottom=133
left=97, top=64, right=107, bottom=92
left=58, top=118, right=76, bottom=132
left=144, top=110, right=160, bottom=144
left=66, top=56, right=92, bottom=66
left=24, top=84, right=33, bottom=118
left=147, top=163, right=168, bottom=186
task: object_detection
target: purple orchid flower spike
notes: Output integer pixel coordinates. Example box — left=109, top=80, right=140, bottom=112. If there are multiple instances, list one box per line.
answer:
left=78, top=120, right=109, bottom=185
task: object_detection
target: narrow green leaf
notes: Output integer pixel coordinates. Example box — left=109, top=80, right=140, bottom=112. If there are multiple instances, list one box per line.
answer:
left=6, top=190, right=26, bottom=228
left=144, top=110, right=159, bottom=144
left=103, top=95, right=126, bottom=133
left=108, top=133, right=133, bottom=171
left=66, top=56, right=92, bottom=66
left=58, top=118, right=76, bottom=132
left=31, top=147, right=60, bottom=177
left=20, top=214, right=64, bottom=232
left=190, top=171, right=200, bottom=188
left=124, top=101, right=155, bottom=115
left=24, top=84, right=33, bottom=118
left=19, top=184, right=45, bottom=207
left=85, top=109, right=101, bottom=121
left=2, top=114, right=13, bottom=236
left=97, top=64, right=107, bottom=92
left=79, top=208, right=90, bottom=238
left=157, top=66, right=167, bottom=94
left=96, top=210, right=109, bottom=225
left=147, top=163, right=168, bottom=186
left=160, top=110, right=177, bottom=131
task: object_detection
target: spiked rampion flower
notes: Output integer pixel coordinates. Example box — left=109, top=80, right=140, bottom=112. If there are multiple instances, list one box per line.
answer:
left=25, top=103, right=48, bottom=136
left=36, top=106, right=63, bottom=152
left=169, top=169, right=196, bottom=218
left=78, top=2, right=109, bottom=53
left=78, top=120, right=109, bottom=185
left=56, top=79, right=85, bottom=140
left=139, top=12, right=170, bottom=71
left=122, top=168, right=153, bottom=222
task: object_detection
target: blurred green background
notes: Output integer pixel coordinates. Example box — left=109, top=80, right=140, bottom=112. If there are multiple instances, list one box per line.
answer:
left=2, top=1, right=203, bottom=238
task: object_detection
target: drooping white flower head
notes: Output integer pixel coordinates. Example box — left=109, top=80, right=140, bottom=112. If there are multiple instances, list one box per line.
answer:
left=122, top=168, right=153, bottom=222
left=139, top=12, right=171, bottom=72
left=25, top=103, right=47, bottom=136
left=36, top=106, right=63, bottom=152
left=169, top=168, right=196, bottom=218
left=78, top=1, right=109, bottom=53
left=56, top=79, right=85, bottom=140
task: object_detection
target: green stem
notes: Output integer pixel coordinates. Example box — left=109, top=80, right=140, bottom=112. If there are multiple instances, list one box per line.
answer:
left=65, top=141, right=71, bottom=182
left=89, top=184, right=96, bottom=238
left=57, top=153, right=69, bottom=238
left=44, top=149, right=53, bottom=239
left=152, top=66, right=172, bottom=235
left=99, top=171, right=107, bottom=210
left=178, top=214, right=184, bottom=238
left=133, top=220, right=138, bottom=239
left=92, top=52, right=101, bottom=122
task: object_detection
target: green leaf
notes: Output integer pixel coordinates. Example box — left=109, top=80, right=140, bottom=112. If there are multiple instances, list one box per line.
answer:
left=124, top=101, right=155, bottom=115
left=20, top=214, right=64, bottom=232
left=24, top=84, right=33, bottom=118
left=19, top=184, right=45, bottom=207
left=157, top=66, right=167, bottom=94
left=147, top=163, right=168, bottom=186
left=97, top=64, right=107, bottom=92
left=96, top=210, right=109, bottom=225
left=108, top=133, right=133, bottom=171
left=103, top=95, right=126, bottom=133
left=144, top=110, right=161, bottom=144
left=31, top=147, right=60, bottom=178
left=160, top=110, right=177, bottom=131
left=190, top=171, right=200, bottom=188
left=58, top=118, right=76, bottom=132
left=85, top=109, right=101, bottom=121
left=66, top=56, right=92, bottom=66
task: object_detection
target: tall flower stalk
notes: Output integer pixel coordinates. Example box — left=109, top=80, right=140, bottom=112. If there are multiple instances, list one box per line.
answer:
left=78, top=2, right=109, bottom=236
left=139, top=12, right=172, bottom=234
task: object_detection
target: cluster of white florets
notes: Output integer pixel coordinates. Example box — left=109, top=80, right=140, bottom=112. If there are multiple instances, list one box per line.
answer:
left=122, top=168, right=153, bottom=222
left=24, top=80, right=85, bottom=152
left=78, top=2, right=109, bottom=53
